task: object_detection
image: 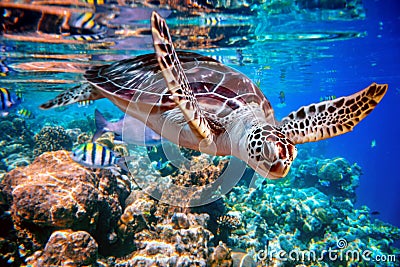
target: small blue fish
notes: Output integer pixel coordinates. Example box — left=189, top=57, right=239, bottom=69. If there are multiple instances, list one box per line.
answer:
left=156, top=159, right=162, bottom=169
left=71, top=142, right=121, bottom=169
left=1, top=87, right=22, bottom=116
left=320, top=95, right=336, bottom=102
left=17, top=108, right=35, bottom=119
left=151, top=159, right=171, bottom=171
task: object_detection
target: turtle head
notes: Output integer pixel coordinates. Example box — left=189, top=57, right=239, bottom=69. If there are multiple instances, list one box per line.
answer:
left=245, top=124, right=297, bottom=179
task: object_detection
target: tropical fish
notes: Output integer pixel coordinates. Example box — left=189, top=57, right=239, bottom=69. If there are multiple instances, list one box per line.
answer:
left=15, top=89, right=23, bottom=100
left=370, top=211, right=380, bottom=216
left=0, top=87, right=22, bottom=116
left=371, top=139, right=376, bottom=148
left=83, top=0, right=105, bottom=5
left=67, top=12, right=107, bottom=41
left=278, top=91, right=286, bottom=104
left=0, top=60, right=9, bottom=76
left=151, top=159, right=170, bottom=171
left=17, top=108, right=35, bottom=119
left=71, top=142, right=121, bottom=169
left=320, top=95, right=337, bottom=102
left=78, top=100, right=94, bottom=107
left=147, top=146, right=158, bottom=154
left=93, top=109, right=164, bottom=146
left=70, top=12, right=101, bottom=31
left=203, top=16, right=222, bottom=26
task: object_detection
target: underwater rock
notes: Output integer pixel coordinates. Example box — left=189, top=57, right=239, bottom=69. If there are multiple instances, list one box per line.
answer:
left=65, top=128, right=91, bottom=146
left=207, top=242, right=256, bottom=267
left=33, top=126, right=73, bottom=157
left=1, top=150, right=128, bottom=256
left=26, top=230, right=98, bottom=266
left=231, top=250, right=257, bottom=267
left=116, top=204, right=213, bottom=266
left=0, top=196, right=21, bottom=266
left=223, top=159, right=400, bottom=266
left=117, top=190, right=157, bottom=247
left=208, top=242, right=232, bottom=267
left=171, top=212, right=190, bottom=229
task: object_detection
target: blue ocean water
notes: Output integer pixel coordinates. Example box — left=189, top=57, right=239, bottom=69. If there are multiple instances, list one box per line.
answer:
left=0, top=0, right=399, bottom=265
left=239, top=0, right=400, bottom=229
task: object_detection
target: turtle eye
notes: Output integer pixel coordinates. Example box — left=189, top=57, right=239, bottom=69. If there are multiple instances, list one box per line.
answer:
left=262, top=141, right=277, bottom=162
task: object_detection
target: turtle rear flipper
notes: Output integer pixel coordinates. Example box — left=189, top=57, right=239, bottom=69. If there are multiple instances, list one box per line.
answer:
left=40, top=83, right=103, bottom=110
left=151, top=11, right=213, bottom=145
left=279, top=83, right=388, bottom=144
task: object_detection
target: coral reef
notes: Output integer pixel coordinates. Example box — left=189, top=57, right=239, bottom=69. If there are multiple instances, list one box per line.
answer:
left=66, top=127, right=91, bottom=146
left=66, top=115, right=96, bottom=134
left=130, top=142, right=231, bottom=207
left=33, top=126, right=73, bottom=157
left=0, top=115, right=34, bottom=172
left=0, top=142, right=398, bottom=267
left=96, top=131, right=129, bottom=156
left=0, top=150, right=129, bottom=260
left=117, top=209, right=213, bottom=266
left=26, top=230, right=98, bottom=266
left=291, top=156, right=361, bottom=202
left=223, top=155, right=400, bottom=267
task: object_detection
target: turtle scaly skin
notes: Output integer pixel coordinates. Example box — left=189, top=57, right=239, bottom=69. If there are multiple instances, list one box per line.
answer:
left=40, top=12, right=388, bottom=179
left=278, top=83, right=387, bottom=144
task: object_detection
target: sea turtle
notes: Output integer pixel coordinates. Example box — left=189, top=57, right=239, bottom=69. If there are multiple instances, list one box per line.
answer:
left=40, top=11, right=387, bottom=179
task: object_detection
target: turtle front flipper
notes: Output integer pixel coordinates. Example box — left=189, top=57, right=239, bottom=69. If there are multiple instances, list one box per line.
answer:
left=40, top=83, right=103, bottom=110
left=278, top=83, right=388, bottom=144
left=151, top=11, right=214, bottom=146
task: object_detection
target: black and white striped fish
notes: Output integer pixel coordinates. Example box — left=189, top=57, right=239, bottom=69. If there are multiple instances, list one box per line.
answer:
left=71, top=142, right=121, bottom=169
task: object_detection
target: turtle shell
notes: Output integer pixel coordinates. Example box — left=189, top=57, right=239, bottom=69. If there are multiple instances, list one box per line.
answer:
left=84, top=51, right=275, bottom=125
